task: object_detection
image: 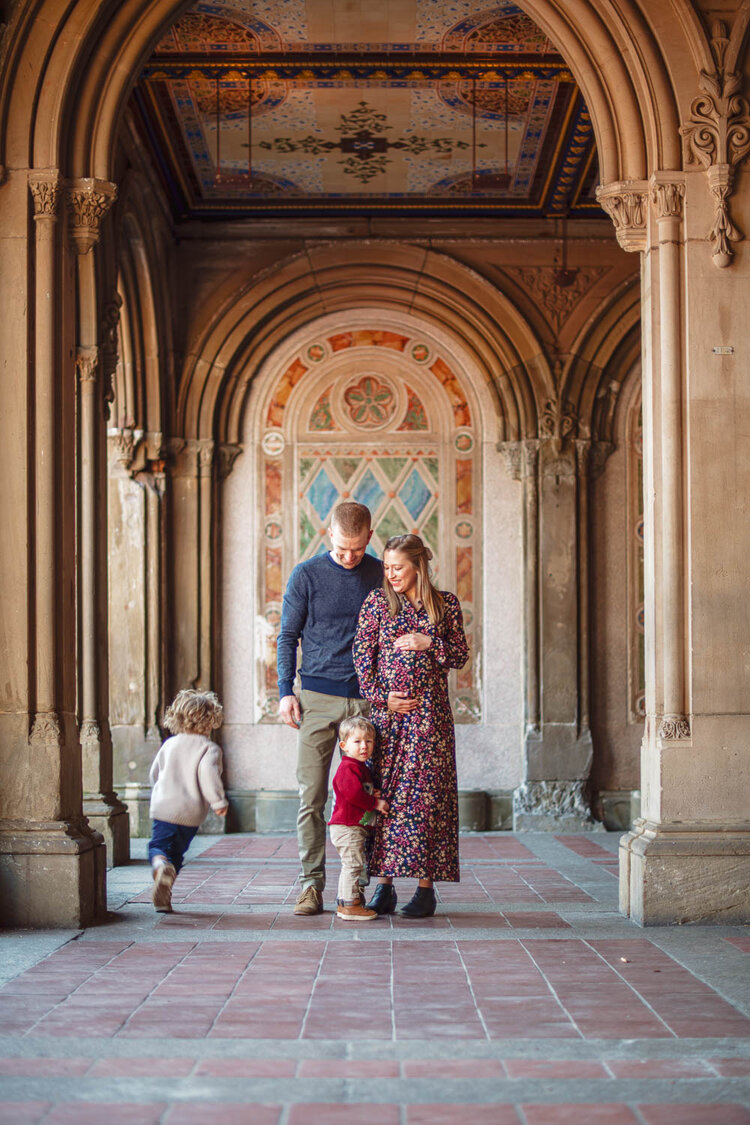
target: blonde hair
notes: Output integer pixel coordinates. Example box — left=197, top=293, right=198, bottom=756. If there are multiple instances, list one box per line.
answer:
left=383, top=534, right=445, bottom=625
left=164, top=689, right=224, bottom=736
left=330, top=501, right=371, bottom=535
left=339, top=716, right=377, bottom=744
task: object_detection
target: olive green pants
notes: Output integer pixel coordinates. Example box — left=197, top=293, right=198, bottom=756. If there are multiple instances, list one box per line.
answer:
left=296, top=689, right=370, bottom=892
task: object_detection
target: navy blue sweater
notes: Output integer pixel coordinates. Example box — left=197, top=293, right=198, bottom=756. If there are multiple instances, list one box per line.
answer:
left=277, top=552, right=384, bottom=699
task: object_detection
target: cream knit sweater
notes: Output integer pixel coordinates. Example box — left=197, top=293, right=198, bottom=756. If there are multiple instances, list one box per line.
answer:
left=149, top=733, right=229, bottom=827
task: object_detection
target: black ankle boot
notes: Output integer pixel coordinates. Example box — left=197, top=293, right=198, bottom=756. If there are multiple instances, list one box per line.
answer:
left=400, top=886, right=436, bottom=918
left=367, top=883, right=398, bottom=915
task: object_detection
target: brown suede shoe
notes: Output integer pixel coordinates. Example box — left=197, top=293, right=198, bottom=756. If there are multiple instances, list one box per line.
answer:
left=152, top=863, right=176, bottom=913
left=336, top=902, right=377, bottom=921
left=294, top=886, right=323, bottom=915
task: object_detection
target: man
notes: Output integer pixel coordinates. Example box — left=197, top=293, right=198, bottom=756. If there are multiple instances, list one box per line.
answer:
left=277, top=501, right=383, bottom=915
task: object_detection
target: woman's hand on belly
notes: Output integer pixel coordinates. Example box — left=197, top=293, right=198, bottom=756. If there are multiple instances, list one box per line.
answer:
left=387, top=690, right=420, bottom=713
left=393, top=632, right=432, bottom=652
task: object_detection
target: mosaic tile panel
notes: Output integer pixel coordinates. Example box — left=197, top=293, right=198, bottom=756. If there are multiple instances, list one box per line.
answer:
left=456, top=458, right=472, bottom=514
left=258, top=329, right=480, bottom=722
left=396, top=386, right=428, bottom=431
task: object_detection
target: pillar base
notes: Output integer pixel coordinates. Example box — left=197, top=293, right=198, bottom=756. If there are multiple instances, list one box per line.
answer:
left=620, top=819, right=750, bottom=925
left=83, top=795, right=130, bottom=867
left=0, top=819, right=107, bottom=927
left=513, top=780, right=604, bottom=832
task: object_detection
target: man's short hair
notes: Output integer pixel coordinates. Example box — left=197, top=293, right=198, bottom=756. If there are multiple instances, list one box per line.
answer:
left=330, top=501, right=371, bottom=535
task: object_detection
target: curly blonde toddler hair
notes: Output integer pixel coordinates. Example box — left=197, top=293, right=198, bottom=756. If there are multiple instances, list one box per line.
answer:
left=163, top=689, right=223, bottom=736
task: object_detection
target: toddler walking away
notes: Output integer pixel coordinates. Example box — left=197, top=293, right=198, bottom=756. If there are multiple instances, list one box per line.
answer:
left=148, top=689, right=228, bottom=913
left=328, top=717, right=389, bottom=921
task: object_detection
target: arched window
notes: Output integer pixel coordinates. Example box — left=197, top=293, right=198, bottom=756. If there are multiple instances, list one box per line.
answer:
left=253, top=319, right=483, bottom=724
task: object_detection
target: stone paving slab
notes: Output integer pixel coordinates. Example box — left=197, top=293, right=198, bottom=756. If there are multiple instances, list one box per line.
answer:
left=0, top=833, right=748, bottom=1124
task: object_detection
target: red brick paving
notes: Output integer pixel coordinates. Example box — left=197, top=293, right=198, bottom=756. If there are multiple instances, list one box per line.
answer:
left=0, top=834, right=747, bottom=1125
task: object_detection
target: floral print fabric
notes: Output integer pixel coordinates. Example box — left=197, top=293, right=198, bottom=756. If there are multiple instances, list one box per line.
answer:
left=353, top=589, right=469, bottom=881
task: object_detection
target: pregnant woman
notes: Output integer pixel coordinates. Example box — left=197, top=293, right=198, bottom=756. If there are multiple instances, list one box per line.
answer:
left=352, top=533, right=469, bottom=918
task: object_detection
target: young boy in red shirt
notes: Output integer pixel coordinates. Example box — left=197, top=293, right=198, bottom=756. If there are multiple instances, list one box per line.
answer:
left=329, top=716, right=389, bottom=920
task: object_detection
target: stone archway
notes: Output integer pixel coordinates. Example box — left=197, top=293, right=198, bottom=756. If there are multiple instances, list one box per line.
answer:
left=1, top=0, right=749, bottom=925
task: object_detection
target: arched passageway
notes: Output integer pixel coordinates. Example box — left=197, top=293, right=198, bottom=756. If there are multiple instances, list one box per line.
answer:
left=0, top=0, right=748, bottom=928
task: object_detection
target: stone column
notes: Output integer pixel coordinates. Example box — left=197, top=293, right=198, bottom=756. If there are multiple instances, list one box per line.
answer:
left=500, top=428, right=611, bottom=830
left=67, top=179, right=129, bottom=868
left=601, top=167, right=750, bottom=923
left=0, top=171, right=105, bottom=926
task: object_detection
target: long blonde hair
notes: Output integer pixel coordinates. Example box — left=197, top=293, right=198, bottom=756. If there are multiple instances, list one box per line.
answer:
left=383, top=534, right=445, bottom=625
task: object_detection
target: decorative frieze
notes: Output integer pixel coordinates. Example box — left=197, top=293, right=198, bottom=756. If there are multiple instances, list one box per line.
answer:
left=595, top=181, right=649, bottom=253
left=513, top=780, right=593, bottom=819
left=28, top=170, right=61, bottom=220
left=680, top=20, right=750, bottom=267
left=65, top=179, right=117, bottom=254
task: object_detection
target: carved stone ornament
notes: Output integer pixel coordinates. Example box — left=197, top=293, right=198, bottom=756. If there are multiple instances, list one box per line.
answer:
left=66, top=179, right=117, bottom=253
left=79, top=719, right=101, bottom=751
left=108, top=426, right=137, bottom=469
left=651, top=179, right=685, bottom=221
left=657, top=713, right=692, bottom=740
left=217, top=443, right=243, bottom=480
left=196, top=440, right=215, bottom=476
left=540, top=397, right=577, bottom=453
left=514, top=780, right=592, bottom=819
left=497, top=442, right=523, bottom=481
left=28, top=170, right=61, bottom=219
left=100, top=294, right=123, bottom=415
left=75, top=346, right=99, bottom=385
left=595, top=181, right=649, bottom=253
left=29, top=711, right=62, bottom=748
left=504, top=267, right=607, bottom=332
left=680, top=20, right=750, bottom=267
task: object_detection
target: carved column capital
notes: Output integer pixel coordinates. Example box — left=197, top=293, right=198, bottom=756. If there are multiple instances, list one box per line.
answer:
left=595, top=180, right=649, bottom=252
left=195, top=439, right=215, bottom=478
left=107, top=426, right=141, bottom=472
left=217, top=443, right=243, bottom=480
left=76, top=345, right=99, bottom=385
left=650, top=176, right=685, bottom=221
left=540, top=397, right=578, bottom=454
left=497, top=439, right=540, bottom=481
left=28, top=169, right=61, bottom=220
left=65, top=179, right=117, bottom=254
left=656, top=713, right=692, bottom=740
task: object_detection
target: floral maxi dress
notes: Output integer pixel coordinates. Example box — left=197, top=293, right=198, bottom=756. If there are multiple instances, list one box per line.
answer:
left=353, top=589, right=469, bottom=882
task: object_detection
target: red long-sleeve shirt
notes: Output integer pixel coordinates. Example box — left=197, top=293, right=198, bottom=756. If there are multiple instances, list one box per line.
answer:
left=329, top=755, right=378, bottom=827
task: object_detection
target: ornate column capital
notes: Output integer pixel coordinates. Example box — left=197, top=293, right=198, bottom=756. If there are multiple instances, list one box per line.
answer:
left=217, top=443, right=243, bottom=480
left=107, top=426, right=142, bottom=472
left=76, top=345, right=99, bottom=385
left=497, top=439, right=540, bottom=481
left=679, top=19, right=750, bottom=267
left=197, top=439, right=215, bottom=478
left=650, top=175, right=686, bottom=221
left=65, top=179, right=117, bottom=254
left=656, top=713, right=692, bottom=741
left=28, top=169, right=61, bottom=220
left=595, top=180, right=649, bottom=253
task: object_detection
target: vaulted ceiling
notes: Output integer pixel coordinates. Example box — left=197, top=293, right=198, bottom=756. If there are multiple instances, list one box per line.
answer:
left=133, top=0, right=601, bottom=220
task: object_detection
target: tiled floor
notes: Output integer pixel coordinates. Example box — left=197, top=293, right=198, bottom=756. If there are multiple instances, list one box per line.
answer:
left=0, top=832, right=748, bottom=1124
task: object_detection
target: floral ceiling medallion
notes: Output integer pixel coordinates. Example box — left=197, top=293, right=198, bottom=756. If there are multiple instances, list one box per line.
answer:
left=343, top=375, right=396, bottom=428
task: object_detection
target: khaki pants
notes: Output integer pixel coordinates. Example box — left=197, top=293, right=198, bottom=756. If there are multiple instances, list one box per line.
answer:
left=296, top=689, right=370, bottom=892
left=330, top=824, right=369, bottom=904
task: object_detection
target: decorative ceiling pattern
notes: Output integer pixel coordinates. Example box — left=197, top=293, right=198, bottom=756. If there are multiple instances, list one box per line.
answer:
left=134, top=0, right=600, bottom=218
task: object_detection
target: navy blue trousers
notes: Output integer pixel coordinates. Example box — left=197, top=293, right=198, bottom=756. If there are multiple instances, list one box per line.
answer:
left=148, top=819, right=198, bottom=873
